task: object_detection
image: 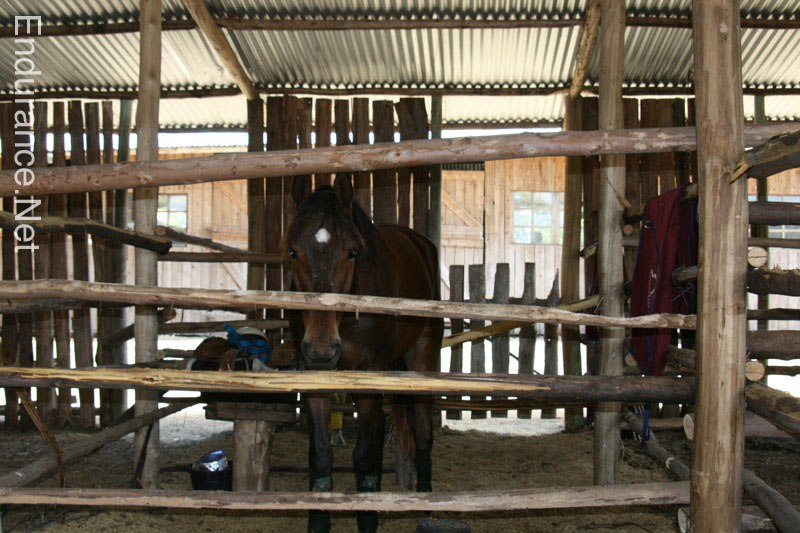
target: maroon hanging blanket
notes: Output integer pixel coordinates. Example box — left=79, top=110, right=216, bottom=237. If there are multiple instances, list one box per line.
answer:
left=630, top=183, right=697, bottom=376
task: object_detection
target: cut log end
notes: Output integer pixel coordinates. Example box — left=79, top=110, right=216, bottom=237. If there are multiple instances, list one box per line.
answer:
left=747, top=247, right=768, bottom=268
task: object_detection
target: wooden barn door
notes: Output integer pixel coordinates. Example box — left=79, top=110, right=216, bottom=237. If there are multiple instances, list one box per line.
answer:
left=440, top=170, right=485, bottom=298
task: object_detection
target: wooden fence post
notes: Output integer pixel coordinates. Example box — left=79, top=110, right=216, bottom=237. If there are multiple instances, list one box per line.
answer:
left=542, top=274, right=560, bottom=419
left=32, top=101, right=55, bottom=424
left=281, top=96, right=298, bottom=293
left=468, top=265, right=486, bottom=419
left=246, top=97, right=266, bottom=322
left=133, top=0, right=163, bottom=489
left=594, top=0, right=626, bottom=486
left=50, top=102, right=71, bottom=427
left=491, top=264, right=510, bottom=418
left=264, top=97, right=283, bottom=344
left=67, top=100, right=95, bottom=430
left=446, top=265, right=464, bottom=420
left=517, top=262, right=536, bottom=419
left=561, top=96, right=585, bottom=431
left=690, top=1, right=747, bottom=529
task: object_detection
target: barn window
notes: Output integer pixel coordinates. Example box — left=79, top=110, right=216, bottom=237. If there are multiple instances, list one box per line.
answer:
left=512, top=191, right=564, bottom=245
left=158, top=194, right=188, bottom=231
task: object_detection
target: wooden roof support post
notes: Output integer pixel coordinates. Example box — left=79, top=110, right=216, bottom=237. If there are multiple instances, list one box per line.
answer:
left=560, top=97, right=584, bottom=432
left=594, top=0, right=626, bottom=486
left=246, top=98, right=266, bottom=322
left=428, top=95, right=443, bottom=251
left=181, top=0, right=258, bottom=100
left=133, top=0, right=162, bottom=490
left=753, top=96, right=769, bottom=334
left=690, top=1, right=748, bottom=531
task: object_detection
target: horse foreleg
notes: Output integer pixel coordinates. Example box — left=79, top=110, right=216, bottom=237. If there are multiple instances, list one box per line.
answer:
left=352, top=394, right=386, bottom=533
left=305, top=393, right=333, bottom=533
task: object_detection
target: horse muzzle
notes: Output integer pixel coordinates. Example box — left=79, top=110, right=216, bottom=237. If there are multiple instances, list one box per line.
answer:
left=301, top=339, right=342, bottom=370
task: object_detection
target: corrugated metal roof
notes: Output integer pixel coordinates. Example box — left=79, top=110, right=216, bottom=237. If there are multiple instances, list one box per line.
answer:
left=1, top=0, right=798, bottom=129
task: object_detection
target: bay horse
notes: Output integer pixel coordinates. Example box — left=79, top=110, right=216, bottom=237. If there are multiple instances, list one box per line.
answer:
left=285, top=172, right=443, bottom=533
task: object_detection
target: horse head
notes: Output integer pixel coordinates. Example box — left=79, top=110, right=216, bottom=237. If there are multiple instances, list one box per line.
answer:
left=284, top=172, right=367, bottom=370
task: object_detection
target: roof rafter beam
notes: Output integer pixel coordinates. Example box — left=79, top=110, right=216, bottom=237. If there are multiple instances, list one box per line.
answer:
left=4, top=85, right=800, bottom=101
left=179, top=0, right=258, bottom=100
left=1, top=14, right=799, bottom=38
left=568, top=0, right=601, bottom=99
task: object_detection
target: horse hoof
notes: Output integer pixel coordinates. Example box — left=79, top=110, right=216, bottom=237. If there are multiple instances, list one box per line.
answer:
left=416, top=519, right=472, bottom=533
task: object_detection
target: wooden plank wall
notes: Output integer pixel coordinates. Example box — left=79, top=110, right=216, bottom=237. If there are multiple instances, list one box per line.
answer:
left=483, top=157, right=569, bottom=300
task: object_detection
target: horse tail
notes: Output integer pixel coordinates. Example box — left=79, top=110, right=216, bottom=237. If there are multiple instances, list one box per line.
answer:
left=391, top=395, right=416, bottom=490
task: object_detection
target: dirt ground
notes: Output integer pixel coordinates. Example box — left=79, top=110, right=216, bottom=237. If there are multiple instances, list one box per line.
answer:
left=0, top=410, right=797, bottom=533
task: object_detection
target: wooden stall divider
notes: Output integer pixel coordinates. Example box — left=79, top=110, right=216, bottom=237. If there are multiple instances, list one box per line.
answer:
left=446, top=265, right=465, bottom=420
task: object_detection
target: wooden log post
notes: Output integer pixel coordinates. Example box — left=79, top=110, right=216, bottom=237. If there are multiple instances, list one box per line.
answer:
left=594, top=0, right=626, bottom=486
left=281, top=96, right=299, bottom=294
left=313, top=99, right=332, bottom=188
left=50, top=102, right=72, bottom=428
left=561, top=96, right=585, bottom=431
left=446, top=265, right=464, bottom=420
left=517, top=263, right=537, bottom=419
left=85, top=102, right=115, bottom=428
left=133, top=0, right=163, bottom=490
left=623, top=98, right=641, bottom=280
left=541, top=274, right=560, bottom=419
left=1, top=103, right=19, bottom=430
left=428, top=95, right=443, bottom=250
left=109, top=99, right=132, bottom=420
left=264, top=97, right=284, bottom=344
left=395, top=100, right=413, bottom=227
left=690, top=1, right=748, bottom=530
left=490, top=264, right=510, bottom=418
left=371, top=101, right=397, bottom=224
left=246, top=97, right=266, bottom=321
left=468, top=265, right=487, bottom=419
left=753, top=96, right=770, bottom=334
left=397, top=98, right=430, bottom=233
left=67, top=100, right=95, bottom=430
left=32, top=101, right=55, bottom=424
left=351, top=98, right=371, bottom=218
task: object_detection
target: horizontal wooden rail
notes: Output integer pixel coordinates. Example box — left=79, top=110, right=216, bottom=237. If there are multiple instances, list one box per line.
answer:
left=0, top=210, right=171, bottom=254
left=442, top=294, right=599, bottom=348
left=159, top=251, right=283, bottom=263
left=0, top=368, right=695, bottom=403
left=745, top=383, right=800, bottom=439
left=155, top=225, right=244, bottom=253
left=0, top=481, right=690, bottom=511
left=0, top=125, right=793, bottom=197
left=0, top=280, right=697, bottom=329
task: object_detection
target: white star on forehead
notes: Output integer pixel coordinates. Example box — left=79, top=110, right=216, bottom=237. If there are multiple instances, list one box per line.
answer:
left=315, top=228, right=331, bottom=244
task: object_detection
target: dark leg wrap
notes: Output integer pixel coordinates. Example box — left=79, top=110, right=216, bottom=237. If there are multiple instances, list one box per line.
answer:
left=356, top=472, right=381, bottom=533
left=308, top=473, right=332, bottom=533
left=415, top=448, right=432, bottom=492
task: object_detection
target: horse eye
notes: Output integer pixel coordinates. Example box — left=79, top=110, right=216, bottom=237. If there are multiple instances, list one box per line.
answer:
left=288, top=249, right=298, bottom=260
left=347, top=248, right=358, bottom=259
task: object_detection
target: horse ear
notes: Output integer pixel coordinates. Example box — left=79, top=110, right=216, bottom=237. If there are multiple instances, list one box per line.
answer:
left=292, top=175, right=312, bottom=206
left=333, top=172, right=354, bottom=207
